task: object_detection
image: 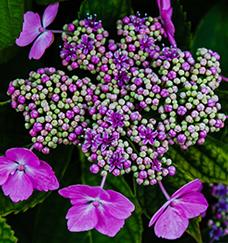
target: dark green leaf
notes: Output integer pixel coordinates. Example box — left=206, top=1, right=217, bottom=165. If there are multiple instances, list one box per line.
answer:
left=186, top=216, right=202, bottom=243
left=192, top=0, right=228, bottom=76
left=0, top=216, right=18, bottom=243
left=0, top=0, right=24, bottom=51
left=78, top=0, right=134, bottom=29
left=0, top=145, right=74, bottom=216
left=0, top=45, right=20, bottom=66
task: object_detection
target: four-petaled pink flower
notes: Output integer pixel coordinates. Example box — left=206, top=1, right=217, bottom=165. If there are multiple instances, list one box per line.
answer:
left=0, top=148, right=59, bottom=202
left=149, top=179, right=208, bottom=239
left=59, top=185, right=135, bottom=237
left=16, top=3, right=59, bottom=59
left=156, top=0, right=176, bottom=46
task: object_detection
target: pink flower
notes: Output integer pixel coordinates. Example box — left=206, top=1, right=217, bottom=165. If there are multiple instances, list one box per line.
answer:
left=149, top=179, right=208, bottom=240
left=59, top=185, right=135, bottom=237
left=16, top=3, right=59, bottom=59
left=0, top=148, right=59, bottom=202
left=156, top=0, right=176, bottom=46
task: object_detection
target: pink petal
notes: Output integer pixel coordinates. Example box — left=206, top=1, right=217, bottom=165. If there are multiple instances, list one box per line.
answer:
left=6, top=148, right=40, bottom=167
left=25, top=160, right=59, bottom=192
left=149, top=200, right=170, bottom=227
left=0, top=157, right=17, bottom=185
left=95, top=207, right=125, bottom=237
left=176, top=192, right=208, bottom=219
left=154, top=205, right=189, bottom=240
left=156, top=0, right=161, bottom=10
left=85, top=186, right=111, bottom=201
left=171, top=179, right=202, bottom=199
left=2, top=171, right=33, bottom=202
left=161, top=0, right=171, bottom=10
left=29, top=31, right=53, bottom=60
left=59, top=185, right=91, bottom=205
left=167, top=31, right=176, bottom=46
left=16, top=11, right=41, bottom=46
left=162, top=8, right=175, bottom=36
left=103, top=190, right=135, bottom=219
left=42, top=3, right=59, bottom=28
left=65, top=204, right=98, bottom=232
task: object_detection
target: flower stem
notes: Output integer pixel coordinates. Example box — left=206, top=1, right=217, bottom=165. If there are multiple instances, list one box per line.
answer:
left=0, top=99, right=11, bottom=106
left=209, top=237, right=215, bottom=243
left=158, top=181, right=170, bottom=200
left=221, top=75, right=228, bottom=82
left=100, top=176, right=107, bottom=189
left=48, top=30, right=73, bottom=35
left=29, top=144, right=34, bottom=151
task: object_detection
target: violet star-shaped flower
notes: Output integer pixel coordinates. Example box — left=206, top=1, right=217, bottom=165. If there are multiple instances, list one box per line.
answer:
left=157, top=0, right=176, bottom=46
left=60, top=42, right=77, bottom=61
left=128, top=12, right=147, bottom=32
left=139, top=35, right=155, bottom=53
left=82, top=130, right=102, bottom=150
left=209, top=225, right=224, bottom=241
left=139, top=126, right=158, bottom=145
left=114, top=70, right=130, bottom=86
left=16, top=3, right=59, bottom=59
left=77, top=34, right=95, bottom=55
left=113, top=51, right=129, bottom=70
left=100, top=131, right=118, bottom=152
left=152, top=153, right=162, bottom=172
left=84, top=14, right=102, bottom=31
left=0, top=148, right=59, bottom=202
left=107, top=152, right=126, bottom=172
left=149, top=179, right=208, bottom=240
left=105, top=110, right=125, bottom=128
left=159, top=46, right=180, bottom=61
left=58, top=185, right=135, bottom=237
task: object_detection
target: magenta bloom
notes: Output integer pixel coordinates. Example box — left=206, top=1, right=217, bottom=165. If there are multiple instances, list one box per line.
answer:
left=16, top=3, right=59, bottom=59
left=0, top=148, right=59, bottom=202
left=149, top=179, right=208, bottom=240
left=157, top=0, right=176, bottom=46
left=59, top=185, right=135, bottom=237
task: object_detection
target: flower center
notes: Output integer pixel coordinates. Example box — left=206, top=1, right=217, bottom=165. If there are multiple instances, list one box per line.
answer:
left=170, top=200, right=178, bottom=207
left=17, top=164, right=25, bottom=171
left=39, top=27, right=44, bottom=33
left=92, top=200, right=100, bottom=207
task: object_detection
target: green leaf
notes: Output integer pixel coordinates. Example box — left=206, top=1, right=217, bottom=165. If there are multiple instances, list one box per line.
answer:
left=167, top=136, right=228, bottom=185
left=0, top=0, right=24, bottom=51
left=0, top=145, right=74, bottom=216
left=0, top=216, right=18, bottom=243
left=78, top=0, right=134, bottom=29
left=186, top=216, right=202, bottom=243
left=192, top=0, right=228, bottom=76
left=172, top=0, right=192, bottom=50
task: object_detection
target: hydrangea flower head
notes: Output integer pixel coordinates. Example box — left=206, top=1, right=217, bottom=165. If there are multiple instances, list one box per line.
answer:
left=16, top=3, right=59, bottom=59
left=59, top=184, right=135, bottom=236
left=0, top=148, right=59, bottom=202
left=156, top=0, right=176, bottom=46
left=149, top=179, right=208, bottom=239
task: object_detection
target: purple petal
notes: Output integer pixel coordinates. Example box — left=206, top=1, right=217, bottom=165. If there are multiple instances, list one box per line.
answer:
left=103, top=190, right=135, bottom=219
left=95, top=208, right=125, bottom=237
left=162, top=8, right=175, bottom=36
left=161, top=0, right=171, bottom=10
left=176, top=192, right=208, bottom=218
left=85, top=186, right=110, bottom=201
left=65, top=204, right=98, bottom=232
left=154, top=205, right=189, bottom=240
left=0, top=157, right=17, bottom=185
left=59, top=185, right=91, bottom=205
left=167, top=31, right=176, bottom=46
left=156, top=0, right=161, bottom=9
left=29, top=31, right=53, bottom=59
left=171, top=179, right=202, bottom=199
left=2, top=171, right=33, bottom=202
left=42, top=3, right=59, bottom=28
left=149, top=200, right=170, bottom=226
left=5, top=148, right=40, bottom=167
left=15, top=12, right=41, bottom=46
left=25, top=160, right=59, bottom=192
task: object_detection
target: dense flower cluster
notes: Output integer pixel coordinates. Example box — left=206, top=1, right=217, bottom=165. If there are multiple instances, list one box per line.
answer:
left=8, top=12, right=226, bottom=187
left=208, top=183, right=228, bottom=241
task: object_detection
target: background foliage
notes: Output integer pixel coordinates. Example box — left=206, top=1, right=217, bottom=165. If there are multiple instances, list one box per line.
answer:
left=0, top=0, right=227, bottom=242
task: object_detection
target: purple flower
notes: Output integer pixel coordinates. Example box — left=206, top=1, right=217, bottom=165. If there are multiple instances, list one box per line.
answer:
left=106, top=111, right=124, bottom=128
left=114, top=70, right=130, bottom=86
left=77, top=34, right=95, bottom=55
left=107, top=152, right=126, bottom=172
left=60, top=42, right=77, bottom=61
left=58, top=185, right=135, bottom=236
left=139, top=126, right=158, bottom=145
left=215, top=184, right=228, bottom=197
left=100, top=131, right=118, bottom=152
left=152, top=153, right=162, bottom=172
left=139, top=35, right=155, bottom=53
left=157, top=0, right=176, bottom=46
left=113, top=51, right=129, bottom=70
left=209, top=225, right=224, bottom=240
left=82, top=130, right=102, bottom=150
left=159, top=46, right=179, bottom=61
left=128, top=12, right=147, bottom=32
left=16, top=3, right=59, bottom=59
left=216, top=199, right=228, bottom=213
left=149, top=179, right=208, bottom=239
left=0, top=148, right=59, bottom=202
left=84, top=14, right=102, bottom=31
